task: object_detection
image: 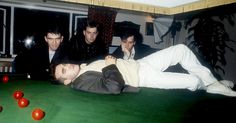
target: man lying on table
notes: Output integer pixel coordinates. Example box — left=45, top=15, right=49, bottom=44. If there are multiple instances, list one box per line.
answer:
left=52, top=44, right=236, bottom=97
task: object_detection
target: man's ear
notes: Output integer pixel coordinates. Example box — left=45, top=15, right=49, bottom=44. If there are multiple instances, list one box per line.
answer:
left=83, top=30, right=86, bottom=36
left=64, top=79, right=72, bottom=85
left=44, top=36, right=48, bottom=42
left=61, top=36, right=64, bottom=42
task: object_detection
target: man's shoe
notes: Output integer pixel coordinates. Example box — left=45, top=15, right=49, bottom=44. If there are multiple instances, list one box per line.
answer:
left=206, top=82, right=236, bottom=97
left=219, top=80, right=234, bottom=88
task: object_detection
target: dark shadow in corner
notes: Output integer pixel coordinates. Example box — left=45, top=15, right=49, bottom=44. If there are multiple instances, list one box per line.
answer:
left=182, top=97, right=236, bottom=123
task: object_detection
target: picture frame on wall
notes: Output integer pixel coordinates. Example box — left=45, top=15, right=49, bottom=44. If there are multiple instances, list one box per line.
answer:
left=145, top=22, right=154, bottom=36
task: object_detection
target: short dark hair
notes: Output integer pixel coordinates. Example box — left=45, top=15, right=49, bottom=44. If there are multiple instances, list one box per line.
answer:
left=44, top=23, right=63, bottom=36
left=50, top=63, right=64, bottom=85
left=50, top=60, right=80, bottom=85
left=83, top=20, right=100, bottom=31
left=120, top=31, right=135, bottom=41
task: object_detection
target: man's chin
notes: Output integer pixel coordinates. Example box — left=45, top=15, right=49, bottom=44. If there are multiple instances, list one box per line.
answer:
left=89, top=40, right=96, bottom=43
left=51, top=48, right=59, bottom=51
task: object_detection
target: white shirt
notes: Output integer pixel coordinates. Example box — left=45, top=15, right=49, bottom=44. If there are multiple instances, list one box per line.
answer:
left=123, top=47, right=135, bottom=60
left=49, top=50, right=55, bottom=62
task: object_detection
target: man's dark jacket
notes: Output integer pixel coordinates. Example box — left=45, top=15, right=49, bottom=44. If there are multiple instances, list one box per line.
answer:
left=71, top=65, right=140, bottom=94
left=14, top=42, right=67, bottom=80
left=67, top=34, right=107, bottom=64
left=112, top=44, right=157, bottom=60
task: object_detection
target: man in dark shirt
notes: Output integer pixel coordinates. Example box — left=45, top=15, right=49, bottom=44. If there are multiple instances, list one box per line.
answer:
left=112, top=31, right=156, bottom=60
left=14, top=23, right=66, bottom=80
left=68, top=20, right=107, bottom=63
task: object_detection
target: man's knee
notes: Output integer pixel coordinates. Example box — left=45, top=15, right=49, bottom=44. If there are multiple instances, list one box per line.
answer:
left=175, top=44, right=188, bottom=50
left=174, top=44, right=193, bottom=57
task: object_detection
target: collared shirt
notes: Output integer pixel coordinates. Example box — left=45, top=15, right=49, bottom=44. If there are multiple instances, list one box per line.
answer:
left=123, top=47, right=135, bottom=60
left=49, top=50, right=55, bottom=63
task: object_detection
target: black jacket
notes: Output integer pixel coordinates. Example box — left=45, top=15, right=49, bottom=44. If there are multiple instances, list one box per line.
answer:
left=68, top=35, right=107, bottom=64
left=14, top=42, right=67, bottom=80
left=112, top=44, right=157, bottom=60
left=71, top=65, right=140, bottom=94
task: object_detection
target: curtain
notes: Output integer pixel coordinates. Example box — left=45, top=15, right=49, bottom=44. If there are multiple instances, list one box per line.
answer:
left=88, top=6, right=117, bottom=50
left=153, top=16, right=173, bottom=44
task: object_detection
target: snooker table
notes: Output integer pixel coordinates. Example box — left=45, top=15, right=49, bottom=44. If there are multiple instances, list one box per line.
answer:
left=1, top=74, right=236, bottom=123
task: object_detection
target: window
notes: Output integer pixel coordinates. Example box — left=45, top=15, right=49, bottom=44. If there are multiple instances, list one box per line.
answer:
left=0, top=5, right=11, bottom=55
left=0, top=1, right=88, bottom=56
left=0, top=8, right=5, bottom=53
left=72, top=14, right=87, bottom=35
left=13, top=8, right=70, bottom=54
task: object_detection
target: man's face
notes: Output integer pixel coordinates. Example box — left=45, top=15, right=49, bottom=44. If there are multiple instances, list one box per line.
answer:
left=121, top=36, right=135, bottom=52
left=83, top=27, right=98, bottom=44
left=55, top=64, right=80, bottom=85
left=44, top=33, right=63, bottom=51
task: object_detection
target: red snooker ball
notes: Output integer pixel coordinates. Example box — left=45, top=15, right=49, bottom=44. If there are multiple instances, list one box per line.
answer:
left=2, top=75, right=9, bottom=84
left=13, top=91, right=24, bottom=100
left=32, top=108, right=45, bottom=120
left=18, top=98, right=29, bottom=108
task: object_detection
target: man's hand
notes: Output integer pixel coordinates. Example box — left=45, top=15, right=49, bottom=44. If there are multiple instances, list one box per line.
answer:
left=121, top=43, right=131, bottom=57
left=105, top=55, right=117, bottom=66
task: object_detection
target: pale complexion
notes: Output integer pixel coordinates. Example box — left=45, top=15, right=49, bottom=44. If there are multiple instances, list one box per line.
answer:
left=121, top=35, right=135, bottom=57
left=55, top=64, right=81, bottom=85
left=83, top=27, right=98, bottom=44
left=44, top=33, right=63, bottom=51
left=55, top=55, right=116, bottom=85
